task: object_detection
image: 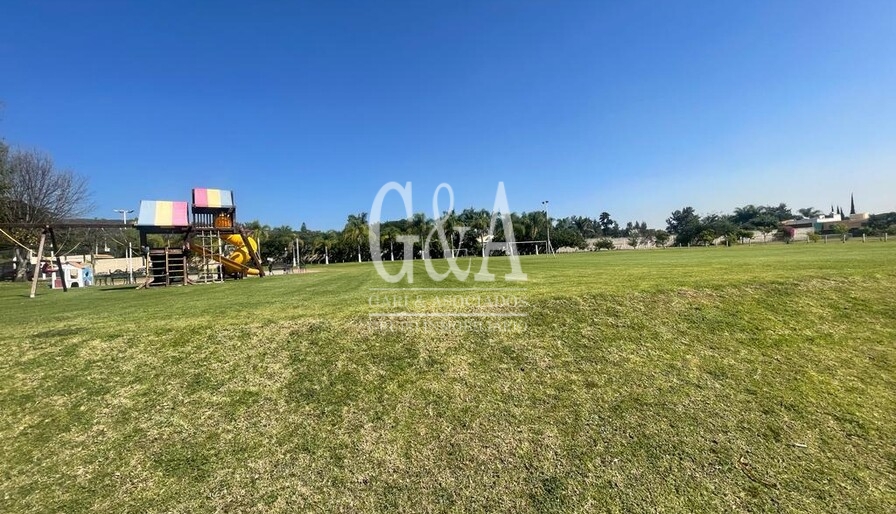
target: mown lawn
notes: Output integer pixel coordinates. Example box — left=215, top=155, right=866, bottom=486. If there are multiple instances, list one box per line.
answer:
left=0, top=243, right=894, bottom=512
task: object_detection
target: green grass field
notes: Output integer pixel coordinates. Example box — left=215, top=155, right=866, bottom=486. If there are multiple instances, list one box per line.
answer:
left=1, top=244, right=894, bottom=512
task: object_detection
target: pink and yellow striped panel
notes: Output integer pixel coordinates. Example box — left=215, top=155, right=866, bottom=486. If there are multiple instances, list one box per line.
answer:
left=136, top=200, right=190, bottom=226
left=192, top=188, right=234, bottom=208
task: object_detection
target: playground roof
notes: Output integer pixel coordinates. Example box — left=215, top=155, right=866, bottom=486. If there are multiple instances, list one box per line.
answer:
left=135, top=200, right=190, bottom=227
left=192, top=188, right=234, bottom=209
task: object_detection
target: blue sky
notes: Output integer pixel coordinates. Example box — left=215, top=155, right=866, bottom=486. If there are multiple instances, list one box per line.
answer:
left=2, top=1, right=895, bottom=230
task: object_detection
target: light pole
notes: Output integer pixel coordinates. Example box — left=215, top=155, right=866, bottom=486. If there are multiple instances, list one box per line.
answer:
left=292, top=238, right=298, bottom=268
left=114, top=209, right=134, bottom=225
left=113, top=209, right=135, bottom=282
left=542, top=200, right=553, bottom=255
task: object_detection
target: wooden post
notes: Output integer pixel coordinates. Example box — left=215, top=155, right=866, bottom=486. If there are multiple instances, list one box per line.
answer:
left=239, top=228, right=265, bottom=277
left=29, top=231, right=47, bottom=298
left=48, top=227, right=68, bottom=292
left=863, top=233, right=866, bottom=243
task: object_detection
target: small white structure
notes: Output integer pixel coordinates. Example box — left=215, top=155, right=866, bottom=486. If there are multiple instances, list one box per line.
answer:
left=41, top=261, right=93, bottom=289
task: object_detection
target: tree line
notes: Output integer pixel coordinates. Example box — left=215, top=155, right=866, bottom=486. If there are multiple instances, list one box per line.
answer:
left=665, top=204, right=895, bottom=246
left=271, top=201, right=895, bottom=265
left=244, top=210, right=664, bottom=265
left=4, top=130, right=896, bottom=274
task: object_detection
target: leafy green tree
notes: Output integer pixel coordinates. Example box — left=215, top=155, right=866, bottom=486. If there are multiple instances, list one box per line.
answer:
left=737, top=228, right=754, bottom=244
left=594, top=238, right=614, bottom=251
left=266, top=225, right=296, bottom=264
left=732, top=204, right=761, bottom=226
left=666, top=207, right=702, bottom=246
left=697, top=229, right=717, bottom=246
left=832, top=223, right=848, bottom=242
left=551, top=227, right=585, bottom=250
left=751, top=214, right=778, bottom=243
left=701, top=214, right=737, bottom=246
left=654, top=230, right=670, bottom=248
left=867, top=212, right=896, bottom=235
left=639, top=228, right=655, bottom=248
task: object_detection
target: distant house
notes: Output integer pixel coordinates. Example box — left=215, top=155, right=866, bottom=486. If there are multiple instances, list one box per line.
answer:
left=782, top=212, right=871, bottom=235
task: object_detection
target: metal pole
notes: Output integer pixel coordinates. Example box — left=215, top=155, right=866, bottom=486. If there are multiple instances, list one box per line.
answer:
left=542, top=200, right=553, bottom=255
left=128, top=242, right=134, bottom=283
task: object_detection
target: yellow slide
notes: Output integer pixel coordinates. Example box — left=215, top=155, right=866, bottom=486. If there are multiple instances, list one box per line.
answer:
left=191, top=234, right=261, bottom=276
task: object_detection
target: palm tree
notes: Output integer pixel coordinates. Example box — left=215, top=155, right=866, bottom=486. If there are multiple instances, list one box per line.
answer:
left=381, top=225, right=400, bottom=261
left=598, top=212, right=613, bottom=235
left=343, top=213, right=369, bottom=263
left=243, top=220, right=271, bottom=254
left=441, top=210, right=459, bottom=258
left=797, top=207, right=823, bottom=220
left=410, top=212, right=431, bottom=259
left=311, top=233, right=332, bottom=265
left=471, top=210, right=491, bottom=256
left=324, top=231, right=339, bottom=264
left=520, top=212, right=538, bottom=241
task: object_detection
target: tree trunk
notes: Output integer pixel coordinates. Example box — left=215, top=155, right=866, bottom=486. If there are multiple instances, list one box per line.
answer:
left=13, top=247, right=31, bottom=282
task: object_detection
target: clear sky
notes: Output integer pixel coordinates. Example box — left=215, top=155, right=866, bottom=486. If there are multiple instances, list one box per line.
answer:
left=2, top=1, right=895, bottom=230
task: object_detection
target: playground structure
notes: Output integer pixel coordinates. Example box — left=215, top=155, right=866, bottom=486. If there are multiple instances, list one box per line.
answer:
left=135, top=188, right=265, bottom=287
left=0, top=186, right=265, bottom=296
left=40, top=260, right=94, bottom=289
